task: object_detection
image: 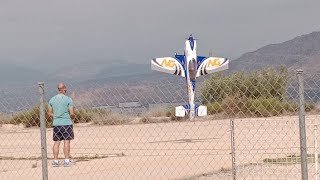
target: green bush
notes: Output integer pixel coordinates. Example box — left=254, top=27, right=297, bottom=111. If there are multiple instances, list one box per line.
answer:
left=246, top=97, right=283, bottom=117
left=222, top=93, right=248, bottom=116
left=200, top=66, right=289, bottom=104
left=74, top=109, right=92, bottom=123
left=282, top=101, right=298, bottom=112
left=199, top=66, right=294, bottom=117
left=305, top=102, right=315, bottom=112
left=281, top=101, right=315, bottom=113
left=10, top=104, right=51, bottom=128
left=207, top=102, right=223, bottom=115
left=10, top=105, right=112, bottom=128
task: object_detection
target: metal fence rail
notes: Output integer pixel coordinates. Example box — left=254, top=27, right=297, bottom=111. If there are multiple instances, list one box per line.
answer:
left=0, top=69, right=319, bottom=179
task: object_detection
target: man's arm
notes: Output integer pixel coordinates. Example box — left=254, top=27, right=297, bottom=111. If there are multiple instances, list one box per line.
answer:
left=68, top=98, right=75, bottom=120
left=48, top=106, right=54, bottom=118
left=68, top=106, right=75, bottom=120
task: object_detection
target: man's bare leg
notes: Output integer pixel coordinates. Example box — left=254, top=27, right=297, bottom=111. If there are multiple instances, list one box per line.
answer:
left=63, top=140, right=71, bottom=160
left=53, top=141, right=61, bottom=160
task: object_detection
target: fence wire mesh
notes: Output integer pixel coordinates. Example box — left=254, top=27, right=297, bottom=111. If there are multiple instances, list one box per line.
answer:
left=0, top=85, right=41, bottom=179
left=0, top=69, right=320, bottom=180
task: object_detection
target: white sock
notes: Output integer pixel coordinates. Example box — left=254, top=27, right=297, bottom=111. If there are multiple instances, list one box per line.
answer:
left=64, top=159, right=70, bottom=163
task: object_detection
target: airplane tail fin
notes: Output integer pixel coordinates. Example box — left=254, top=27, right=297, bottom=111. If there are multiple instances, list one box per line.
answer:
left=175, top=104, right=207, bottom=117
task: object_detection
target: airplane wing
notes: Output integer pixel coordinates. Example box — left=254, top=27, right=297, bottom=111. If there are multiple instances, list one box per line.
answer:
left=196, top=57, right=229, bottom=77
left=151, top=57, right=185, bottom=77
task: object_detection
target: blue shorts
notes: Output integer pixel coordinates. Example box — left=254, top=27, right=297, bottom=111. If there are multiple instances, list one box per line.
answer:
left=53, top=125, right=74, bottom=141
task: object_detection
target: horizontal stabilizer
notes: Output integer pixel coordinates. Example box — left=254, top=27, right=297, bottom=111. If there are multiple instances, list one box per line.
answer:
left=196, top=105, right=207, bottom=117
left=175, top=106, right=186, bottom=117
left=175, top=105, right=207, bottom=117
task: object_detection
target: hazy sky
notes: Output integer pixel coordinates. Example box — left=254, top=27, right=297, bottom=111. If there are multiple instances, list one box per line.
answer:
left=0, top=0, right=319, bottom=71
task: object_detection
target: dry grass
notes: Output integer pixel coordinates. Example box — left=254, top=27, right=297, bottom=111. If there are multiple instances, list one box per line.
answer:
left=142, top=107, right=169, bottom=117
left=0, top=113, right=11, bottom=125
left=91, top=112, right=131, bottom=125
left=140, top=108, right=172, bottom=123
left=31, top=163, right=37, bottom=168
left=0, top=153, right=125, bottom=161
left=315, top=103, right=320, bottom=113
left=219, top=167, right=231, bottom=173
left=263, top=154, right=318, bottom=164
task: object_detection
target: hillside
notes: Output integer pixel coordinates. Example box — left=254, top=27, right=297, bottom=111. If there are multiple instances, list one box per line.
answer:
left=230, top=31, right=320, bottom=74
left=49, top=60, right=152, bottom=83
left=0, top=63, right=50, bottom=86
left=1, top=31, right=319, bottom=87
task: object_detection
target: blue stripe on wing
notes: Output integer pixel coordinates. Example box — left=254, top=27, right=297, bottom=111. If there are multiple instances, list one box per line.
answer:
left=175, top=54, right=186, bottom=65
left=175, top=54, right=187, bottom=76
left=197, top=56, right=207, bottom=68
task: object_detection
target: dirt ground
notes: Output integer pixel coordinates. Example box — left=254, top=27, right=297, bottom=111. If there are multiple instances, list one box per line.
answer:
left=0, top=115, right=319, bottom=180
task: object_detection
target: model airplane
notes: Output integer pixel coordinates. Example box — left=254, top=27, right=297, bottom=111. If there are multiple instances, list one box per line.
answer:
left=151, top=35, right=229, bottom=119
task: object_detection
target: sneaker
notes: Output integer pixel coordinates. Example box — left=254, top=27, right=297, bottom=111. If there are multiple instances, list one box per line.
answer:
left=52, top=161, right=60, bottom=167
left=64, top=160, right=75, bottom=167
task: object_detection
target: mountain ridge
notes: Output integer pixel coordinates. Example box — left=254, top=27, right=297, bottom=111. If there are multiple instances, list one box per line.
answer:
left=1, top=31, right=319, bottom=86
left=230, top=31, right=320, bottom=73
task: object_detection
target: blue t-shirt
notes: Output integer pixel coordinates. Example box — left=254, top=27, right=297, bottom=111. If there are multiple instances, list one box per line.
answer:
left=49, top=94, right=74, bottom=126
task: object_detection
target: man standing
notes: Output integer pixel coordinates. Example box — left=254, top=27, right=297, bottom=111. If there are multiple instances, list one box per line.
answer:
left=48, top=82, right=75, bottom=167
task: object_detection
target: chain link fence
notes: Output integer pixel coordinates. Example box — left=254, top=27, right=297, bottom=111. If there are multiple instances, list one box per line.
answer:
left=0, top=68, right=319, bottom=180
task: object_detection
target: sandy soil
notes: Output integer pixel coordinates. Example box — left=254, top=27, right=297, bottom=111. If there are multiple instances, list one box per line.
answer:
left=0, top=115, right=319, bottom=180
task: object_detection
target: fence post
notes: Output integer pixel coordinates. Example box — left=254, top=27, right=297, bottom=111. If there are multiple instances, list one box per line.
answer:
left=297, top=69, right=308, bottom=180
left=38, top=82, right=48, bottom=180
left=230, top=119, right=236, bottom=180
left=315, top=124, right=318, bottom=180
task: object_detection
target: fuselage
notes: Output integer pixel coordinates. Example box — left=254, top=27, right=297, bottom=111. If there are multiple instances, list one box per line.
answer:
left=184, top=35, right=197, bottom=119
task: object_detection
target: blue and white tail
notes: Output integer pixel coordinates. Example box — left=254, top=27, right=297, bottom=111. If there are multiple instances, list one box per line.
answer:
left=175, top=104, right=207, bottom=117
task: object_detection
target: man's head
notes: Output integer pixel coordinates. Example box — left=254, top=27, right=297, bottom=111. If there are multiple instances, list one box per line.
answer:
left=57, top=82, right=67, bottom=94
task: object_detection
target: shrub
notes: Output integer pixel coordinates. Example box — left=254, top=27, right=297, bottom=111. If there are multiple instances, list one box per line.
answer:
left=246, top=97, right=283, bottom=117
left=74, top=109, right=99, bottom=123
left=91, top=111, right=130, bottom=125
left=142, top=108, right=169, bottom=118
left=10, top=104, right=51, bottom=128
left=200, top=66, right=289, bottom=104
left=305, top=102, right=315, bottom=112
left=282, top=101, right=298, bottom=112
left=73, top=108, right=129, bottom=125
left=222, top=93, right=248, bottom=116
left=165, top=108, right=174, bottom=118
left=281, top=101, right=315, bottom=113
left=315, top=103, right=320, bottom=113
left=199, top=66, right=295, bottom=118
left=206, top=102, right=223, bottom=115
left=9, top=105, right=122, bottom=127
left=140, top=108, right=172, bottom=123
left=0, top=113, right=11, bottom=124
